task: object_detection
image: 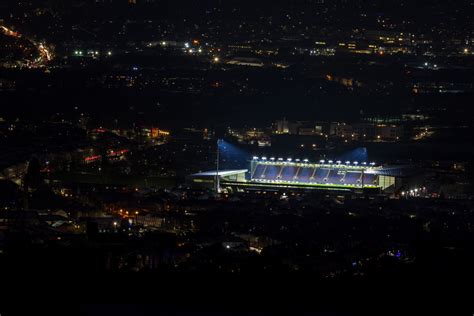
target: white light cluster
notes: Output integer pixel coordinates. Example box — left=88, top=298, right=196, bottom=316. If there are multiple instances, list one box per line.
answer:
left=252, top=156, right=375, bottom=166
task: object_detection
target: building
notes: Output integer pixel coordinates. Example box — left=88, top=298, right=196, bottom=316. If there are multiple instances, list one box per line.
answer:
left=226, top=57, right=264, bottom=67
left=330, top=122, right=403, bottom=141
left=274, top=119, right=327, bottom=136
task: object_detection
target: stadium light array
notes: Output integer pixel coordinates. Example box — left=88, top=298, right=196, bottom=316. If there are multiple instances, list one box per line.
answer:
left=319, top=160, right=325, bottom=163
left=262, top=157, right=267, bottom=160
left=336, top=160, right=341, bottom=164
left=328, top=160, right=333, bottom=164
left=295, top=159, right=300, bottom=162
left=270, top=157, right=275, bottom=161
left=253, top=156, right=259, bottom=160
left=353, top=161, right=358, bottom=165
left=278, top=158, right=283, bottom=161
left=370, top=162, right=376, bottom=166
left=287, top=158, right=292, bottom=162
left=303, top=159, right=309, bottom=163
left=345, top=161, right=350, bottom=165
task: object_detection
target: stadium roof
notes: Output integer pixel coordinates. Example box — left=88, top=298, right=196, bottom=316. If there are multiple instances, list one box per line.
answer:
left=190, top=170, right=248, bottom=177
left=372, top=165, right=420, bottom=177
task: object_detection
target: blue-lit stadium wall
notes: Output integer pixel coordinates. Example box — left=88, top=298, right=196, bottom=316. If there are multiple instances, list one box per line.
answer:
left=336, top=147, right=369, bottom=164
left=218, top=139, right=252, bottom=172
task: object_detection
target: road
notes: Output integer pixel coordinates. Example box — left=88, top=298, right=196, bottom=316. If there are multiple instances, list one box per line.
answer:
left=0, top=24, right=53, bottom=67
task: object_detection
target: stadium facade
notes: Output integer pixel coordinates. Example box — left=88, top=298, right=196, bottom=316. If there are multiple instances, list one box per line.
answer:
left=187, top=157, right=419, bottom=195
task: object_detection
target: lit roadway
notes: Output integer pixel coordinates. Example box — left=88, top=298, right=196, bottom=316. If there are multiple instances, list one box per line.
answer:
left=0, top=24, right=53, bottom=67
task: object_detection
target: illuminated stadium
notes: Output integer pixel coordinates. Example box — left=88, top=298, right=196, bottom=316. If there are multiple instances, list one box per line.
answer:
left=249, top=158, right=380, bottom=189
left=188, top=157, right=404, bottom=194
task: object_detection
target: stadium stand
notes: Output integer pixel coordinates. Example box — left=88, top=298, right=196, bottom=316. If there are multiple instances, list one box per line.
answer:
left=363, top=173, right=378, bottom=185
left=251, top=162, right=380, bottom=187
left=344, top=172, right=363, bottom=185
